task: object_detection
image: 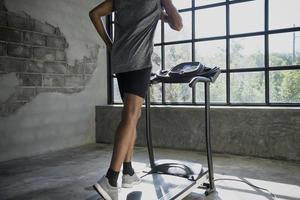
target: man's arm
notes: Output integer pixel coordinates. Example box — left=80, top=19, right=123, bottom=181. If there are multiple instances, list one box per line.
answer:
left=89, top=0, right=114, bottom=51
left=160, top=0, right=183, bottom=31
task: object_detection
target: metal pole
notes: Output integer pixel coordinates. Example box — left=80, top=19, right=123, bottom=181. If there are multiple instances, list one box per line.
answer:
left=204, top=82, right=215, bottom=192
left=145, top=85, right=155, bottom=168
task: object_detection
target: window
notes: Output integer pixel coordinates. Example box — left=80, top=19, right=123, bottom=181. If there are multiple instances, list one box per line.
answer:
left=107, top=0, right=300, bottom=106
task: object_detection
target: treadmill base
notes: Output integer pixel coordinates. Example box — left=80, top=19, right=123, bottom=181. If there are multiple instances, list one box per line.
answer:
left=116, top=159, right=207, bottom=200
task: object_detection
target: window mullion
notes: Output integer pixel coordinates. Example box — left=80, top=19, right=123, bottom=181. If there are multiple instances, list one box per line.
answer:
left=226, top=0, right=230, bottom=105
left=265, top=0, right=270, bottom=105
left=162, top=18, right=166, bottom=104
left=192, top=0, right=196, bottom=104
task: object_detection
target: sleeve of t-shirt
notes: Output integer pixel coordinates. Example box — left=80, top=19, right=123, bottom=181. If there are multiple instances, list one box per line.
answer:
left=160, top=0, right=163, bottom=11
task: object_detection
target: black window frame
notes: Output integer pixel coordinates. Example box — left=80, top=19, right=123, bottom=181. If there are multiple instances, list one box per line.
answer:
left=106, top=0, right=300, bottom=107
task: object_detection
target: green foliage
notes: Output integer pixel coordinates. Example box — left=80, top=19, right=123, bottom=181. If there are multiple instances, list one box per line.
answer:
left=282, top=71, right=300, bottom=102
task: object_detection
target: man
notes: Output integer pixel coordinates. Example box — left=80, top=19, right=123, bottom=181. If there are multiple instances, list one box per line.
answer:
left=89, top=0, right=182, bottom=199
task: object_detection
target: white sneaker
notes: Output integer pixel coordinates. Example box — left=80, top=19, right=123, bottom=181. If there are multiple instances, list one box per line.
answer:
left=122, top=172, right=142, bottom=188
left=93, top=175, right=120, bottom=200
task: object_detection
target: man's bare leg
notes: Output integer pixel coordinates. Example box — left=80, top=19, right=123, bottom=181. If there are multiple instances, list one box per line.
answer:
left=106, top=93, right=143, bottom=187
left=124, top=127, right=136, bottom=162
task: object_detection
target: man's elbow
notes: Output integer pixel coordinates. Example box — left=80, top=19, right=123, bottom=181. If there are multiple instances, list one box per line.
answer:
left=89, top=10, right=96, bottom=19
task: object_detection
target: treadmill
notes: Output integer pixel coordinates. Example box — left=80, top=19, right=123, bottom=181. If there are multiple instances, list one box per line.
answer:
left=116, top=62, right=220, bottom=200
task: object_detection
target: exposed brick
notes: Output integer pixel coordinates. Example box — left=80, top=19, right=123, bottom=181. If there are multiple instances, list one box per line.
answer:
left=43, top=61, right=67, bottom=74
left=23, top=32, right=46, bottom=46
left=0, top=104, right=5, bottom=117
left=64, top=75, right=83, bottom=87
left=0, top=71, right=7, bottom=75
left=46, top=36, right=67, bottom=49
left=82, top=56, right=93, bottom=63
left=32, top=47, right=55, bottom=61
left=85, top=63, right=97, bottom=74
left=0, top=27, right=23, bottom=43
left=0, top=11, right=7, bottom=26
left=0, top=57, right=26, bottom=72
left=0, top=60, right=4, bottom=71
left=68, top=61, right=84, bottom=74
left=36, top=87, right=83, bottom=94
left=0, top=42, right=6, bottom=56
left=6, top=101, right=27, bottom=114
left=83, top=75, right=92, bottom=85
left=26, top=60, right=44, bottom=73
left=16, top=87, right=36, bottom=101
left=7, top=44, right=31, bottom=58
left=55, top=50, right=66, bottom=61
left=43, top=74, right=64, bottom=87
left=7, top=12, right=33, bottom=31
left=36, top=87, right=58, bottom=94
left=0, top=0, right=7, bottom=11
left=33, top=20, right=55, bottom=35
left=18, top=73, right=42, bottom=86
left=56, top=87, right=83, bottom=94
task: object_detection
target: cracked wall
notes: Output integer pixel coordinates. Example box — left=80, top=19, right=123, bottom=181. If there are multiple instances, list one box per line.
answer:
left=0, top=0, right=108, bottom=162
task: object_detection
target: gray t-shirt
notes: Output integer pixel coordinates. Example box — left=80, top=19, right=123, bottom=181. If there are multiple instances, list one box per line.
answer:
left=110, top=0, right=162, bottom=75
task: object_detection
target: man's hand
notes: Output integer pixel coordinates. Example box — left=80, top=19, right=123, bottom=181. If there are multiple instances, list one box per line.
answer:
left=160, top=11, right=169, bottom=23
left=160, top=0, right=183, bottom=31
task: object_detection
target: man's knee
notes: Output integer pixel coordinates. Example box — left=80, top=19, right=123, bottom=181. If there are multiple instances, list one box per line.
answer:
left=122, top=106, right=142, bottom=123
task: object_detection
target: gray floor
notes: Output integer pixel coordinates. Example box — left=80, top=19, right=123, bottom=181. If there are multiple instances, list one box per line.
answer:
left=0, top=143, right=299, bottom=200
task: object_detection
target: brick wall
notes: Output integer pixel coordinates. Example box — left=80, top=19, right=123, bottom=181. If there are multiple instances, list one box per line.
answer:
left=0, top=2, right=98, bottom=117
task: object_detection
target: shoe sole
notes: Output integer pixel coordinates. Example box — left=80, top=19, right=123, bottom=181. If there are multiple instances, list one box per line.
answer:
left=122, top=179, right=142, bottom=188
left=93, top=183, right=112, bottom=200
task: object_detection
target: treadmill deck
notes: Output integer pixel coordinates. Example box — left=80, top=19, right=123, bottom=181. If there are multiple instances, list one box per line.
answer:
left=116, top=159, right=206, bottom=200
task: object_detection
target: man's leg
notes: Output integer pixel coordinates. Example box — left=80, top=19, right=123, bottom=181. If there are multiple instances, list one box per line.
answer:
left=124, top=127, right=136, bottom=162
left=122, top=127, right=136, bottom=176
left=106, top=93, right=143, bottom=186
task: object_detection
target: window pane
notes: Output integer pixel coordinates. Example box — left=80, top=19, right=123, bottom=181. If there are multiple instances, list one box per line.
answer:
left=172, top=0, right=192, bottom=9
left=154, top=21, right=161, bottom=44
left=165, top=11, right=192, bottom=42
left=150, top=83, right=162, bottom=103
left=195, top=6, right=226, bottom=38
left=230, top=72, right=265, bottom=103
left=164, top=43, right=192, bottom=103
left=165, top=83, right=192, bottom=103
left=113, top=78, right=122, bottom=103
left=196, top=84, right=205, bottom=103
left=269, top=0, right=300, bottom=30
left=269, top=32, right=300, bottom=67
left=270, top=70, right=300, bottom=103
left=152, top=46, right=161, bottom=73
left=195, top=40, right=226, bottom=69
left=164, top=43, right=192, bottom=70
left=211, top=73, right=226, bottom=103
left=230, top=0, right=264, bottom=34
left=196, top=73, right=226, bottom=103
left=230, top=36, right=264, bottom=69
left=195, top=0, right=225, bottom=6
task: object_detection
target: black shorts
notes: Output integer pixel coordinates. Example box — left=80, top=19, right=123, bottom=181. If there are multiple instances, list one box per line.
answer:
left=116, top=67, right=152, bottom=100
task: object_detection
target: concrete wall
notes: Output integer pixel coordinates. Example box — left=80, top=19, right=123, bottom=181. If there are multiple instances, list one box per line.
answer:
left=0, top=0, right=108, bottom=162
left=96, top=105, right=300, bottom=161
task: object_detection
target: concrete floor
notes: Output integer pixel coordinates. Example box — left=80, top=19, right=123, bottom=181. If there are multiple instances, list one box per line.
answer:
left=0, top=143, right=299, bottom=200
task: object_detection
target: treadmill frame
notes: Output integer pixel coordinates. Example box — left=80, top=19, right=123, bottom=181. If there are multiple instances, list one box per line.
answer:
left=144, top=81, right=216, bottom=199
